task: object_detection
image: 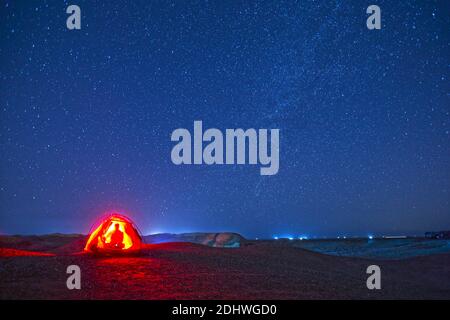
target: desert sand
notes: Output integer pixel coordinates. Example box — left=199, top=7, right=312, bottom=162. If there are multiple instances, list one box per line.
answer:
left=1, top=234, right=449, bottom=299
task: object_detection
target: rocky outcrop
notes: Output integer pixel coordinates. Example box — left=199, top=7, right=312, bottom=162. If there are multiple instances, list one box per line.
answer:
left=144, top=232, right=245, bottom=248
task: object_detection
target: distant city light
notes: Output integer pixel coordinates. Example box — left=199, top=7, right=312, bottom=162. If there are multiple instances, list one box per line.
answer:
left=273, top=235, right=311, bottom=240
left=368, top=235, right=374, bottom=240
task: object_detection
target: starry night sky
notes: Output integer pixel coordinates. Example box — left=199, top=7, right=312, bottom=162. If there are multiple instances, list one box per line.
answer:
left=1, top=1, right=449, bottom=237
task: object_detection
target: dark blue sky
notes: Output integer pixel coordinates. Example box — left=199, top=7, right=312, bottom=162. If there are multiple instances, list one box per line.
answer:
left=1, top=0, right=449, bottom=238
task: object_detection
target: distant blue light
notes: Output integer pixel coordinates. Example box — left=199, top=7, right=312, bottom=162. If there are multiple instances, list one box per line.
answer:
left=368, top=235, right=374, bottom=240
left=288, top=237, right=293, bottom=240
left=274, top=236, right=278, bottom=240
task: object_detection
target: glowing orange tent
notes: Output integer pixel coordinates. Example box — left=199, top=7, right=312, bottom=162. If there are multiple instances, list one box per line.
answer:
left=84, top=214, right=143, bottom=254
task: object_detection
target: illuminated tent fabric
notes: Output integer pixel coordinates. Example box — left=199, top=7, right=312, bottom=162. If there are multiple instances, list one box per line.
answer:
left=84, top=214, right=143, bottom=253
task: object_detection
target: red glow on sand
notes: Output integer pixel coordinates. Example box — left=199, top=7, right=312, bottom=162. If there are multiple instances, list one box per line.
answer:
left=0, top=248, right=55, bottom=257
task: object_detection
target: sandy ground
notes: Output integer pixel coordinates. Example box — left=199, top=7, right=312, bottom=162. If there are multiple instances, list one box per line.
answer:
left=1, top=236, right=450, bottom=299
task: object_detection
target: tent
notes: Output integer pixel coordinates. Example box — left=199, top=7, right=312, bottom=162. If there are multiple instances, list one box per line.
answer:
left=84, top=213, right=143, bottom=254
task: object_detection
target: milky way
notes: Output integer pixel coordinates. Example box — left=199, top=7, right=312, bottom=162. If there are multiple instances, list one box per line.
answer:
left=0, top=1, right=449, bottom=237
